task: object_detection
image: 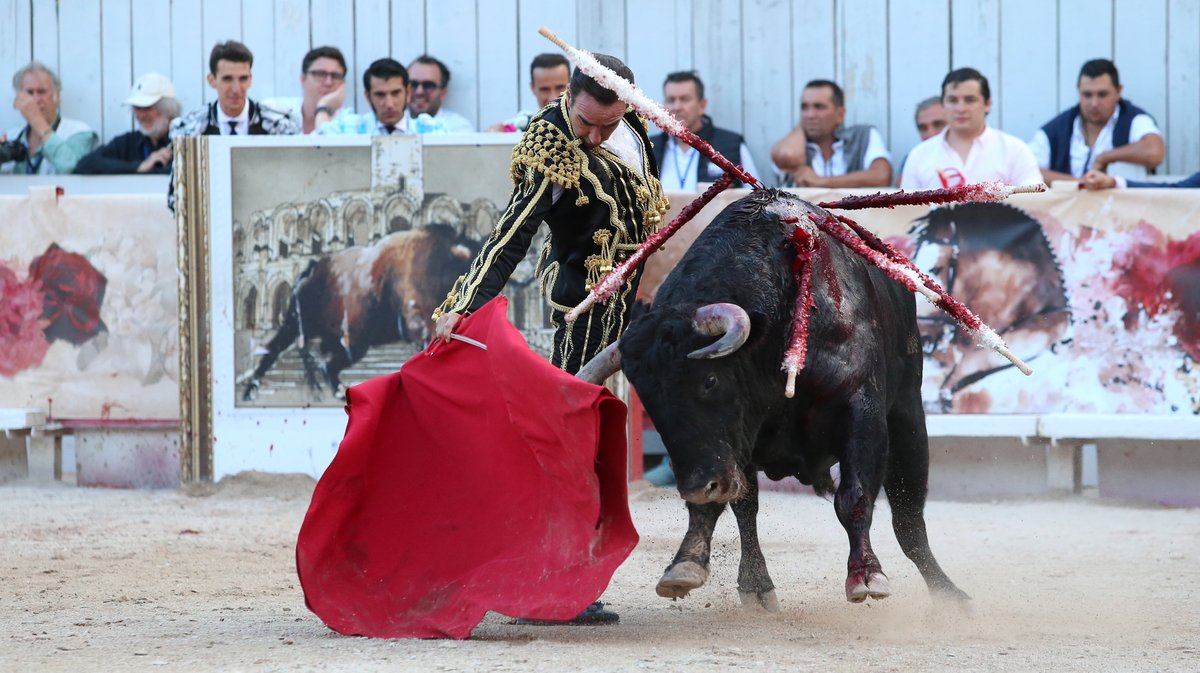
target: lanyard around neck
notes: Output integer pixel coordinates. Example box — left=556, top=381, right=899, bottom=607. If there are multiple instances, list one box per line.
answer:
left=671, top=141, right=698, bottom=190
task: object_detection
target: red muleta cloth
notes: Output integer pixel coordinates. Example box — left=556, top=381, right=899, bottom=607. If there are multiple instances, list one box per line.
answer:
left=296, top=297, right=638, bottom=639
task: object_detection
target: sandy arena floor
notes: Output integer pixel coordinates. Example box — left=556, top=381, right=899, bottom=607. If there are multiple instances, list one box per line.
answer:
left=2, top=473, right=1198, bottom=672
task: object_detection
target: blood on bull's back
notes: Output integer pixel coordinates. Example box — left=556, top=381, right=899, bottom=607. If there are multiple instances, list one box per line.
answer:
left=614, top=188, right=967, bottom=611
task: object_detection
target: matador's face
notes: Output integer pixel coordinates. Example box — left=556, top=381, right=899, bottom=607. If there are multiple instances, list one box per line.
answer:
left=567, top=90, right=626, bottom=149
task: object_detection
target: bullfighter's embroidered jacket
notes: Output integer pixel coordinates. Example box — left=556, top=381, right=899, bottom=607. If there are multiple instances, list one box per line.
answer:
left=436, top=95, right=668, bottom=368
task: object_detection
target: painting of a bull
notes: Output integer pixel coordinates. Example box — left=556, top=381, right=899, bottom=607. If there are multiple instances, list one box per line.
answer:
left=582, top=189, right=968, bottom=611
left=243, top=224, right=477, bottom=401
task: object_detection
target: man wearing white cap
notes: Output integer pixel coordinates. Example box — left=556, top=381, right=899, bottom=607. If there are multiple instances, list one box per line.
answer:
left=76, top=72, right=181, bottom=175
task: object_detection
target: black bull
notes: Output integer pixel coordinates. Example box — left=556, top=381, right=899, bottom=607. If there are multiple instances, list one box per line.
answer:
left=579, top=189, right=968, bottom=610
left=243, top=224, right=477, bottom=400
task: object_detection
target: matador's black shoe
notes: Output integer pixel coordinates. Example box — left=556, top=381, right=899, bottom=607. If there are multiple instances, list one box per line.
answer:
left=510, top=601, right=620, bottom=626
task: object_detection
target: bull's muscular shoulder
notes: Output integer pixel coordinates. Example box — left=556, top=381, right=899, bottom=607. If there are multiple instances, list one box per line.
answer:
left=510, top=116, right=585, bottom=190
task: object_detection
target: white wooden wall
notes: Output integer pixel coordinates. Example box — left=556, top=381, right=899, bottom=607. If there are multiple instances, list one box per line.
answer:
left=1, top=0, right=1197, bottom=175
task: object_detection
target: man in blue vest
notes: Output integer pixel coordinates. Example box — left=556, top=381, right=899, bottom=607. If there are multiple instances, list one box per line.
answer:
left=1028, top=59, right=1163, bottom=184
left=651, top=71, right=758, bottom=191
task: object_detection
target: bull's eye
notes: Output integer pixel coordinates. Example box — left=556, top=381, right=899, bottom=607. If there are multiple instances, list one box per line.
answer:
left=702, top=374, right=719, bottom=392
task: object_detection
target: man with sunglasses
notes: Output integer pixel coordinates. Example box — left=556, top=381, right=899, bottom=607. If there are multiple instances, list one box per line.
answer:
left=405, top=55, right=474, bottom=133
left=265, top=46, right=350, bottom=135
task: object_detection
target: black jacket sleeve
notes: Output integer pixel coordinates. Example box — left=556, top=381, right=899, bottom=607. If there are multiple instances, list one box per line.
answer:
left=444, top=169, right=558, bottom=314
left=75, top=132, right=170, bottom=175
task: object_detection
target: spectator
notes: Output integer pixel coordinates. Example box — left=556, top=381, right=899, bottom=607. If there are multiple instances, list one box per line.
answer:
left=770, top=79, right=891, bottom=188
left=170, top=40, right=299, bottom=138
left=900, top=67, right=1042, bottom=191
left=1030, top=59, right=1164, bottom=183
left=484, top=53, right=570, bottom=132
left=1080, top=169, right=1199, bottom=190
left=1, top=61, right=96, bottom=174
left=263, top=46, right=350, bottom=134
left=405, top=55, right=474, bottom=133
left=894, top=96, right=947, bottom=186
left=76, top=73, right=180, bottom=175
left=651, top=71, right=758, bottom=190
left=915, top=96, right=947, bottom=141
left=319, top=58, right=445, bottom=136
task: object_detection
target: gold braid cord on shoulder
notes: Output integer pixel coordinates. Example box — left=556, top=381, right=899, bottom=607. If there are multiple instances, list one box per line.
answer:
left=510, top=119, right=586, bottom=191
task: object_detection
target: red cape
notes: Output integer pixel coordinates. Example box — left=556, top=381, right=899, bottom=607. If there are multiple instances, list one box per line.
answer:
left=296, top=297, right=638, bottom=639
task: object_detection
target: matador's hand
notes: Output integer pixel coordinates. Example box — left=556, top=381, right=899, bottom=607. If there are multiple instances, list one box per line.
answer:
left=434, top=311, right=462, bottom=343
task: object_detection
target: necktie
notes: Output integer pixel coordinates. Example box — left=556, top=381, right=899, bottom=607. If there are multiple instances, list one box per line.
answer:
left=228, top=121, right=238, bottom=135
left=383, top=124, right=396, bottom=135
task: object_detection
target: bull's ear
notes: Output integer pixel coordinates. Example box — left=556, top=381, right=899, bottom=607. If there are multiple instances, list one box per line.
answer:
left=450, top=244, right=473, bottom=260
left=744, top=311, right=771, bottom=350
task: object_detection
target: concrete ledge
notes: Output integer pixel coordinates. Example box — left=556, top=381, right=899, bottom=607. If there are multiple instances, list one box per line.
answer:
left=0, top=408, right=47, bottom=484
left=1096, top=440, right=1200, bottom=507
left=69, top=423, right=181, bottom=489
left=927, top=437, right=1074, bottom=499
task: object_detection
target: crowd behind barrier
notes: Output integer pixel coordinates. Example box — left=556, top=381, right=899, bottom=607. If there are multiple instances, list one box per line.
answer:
left=3, top=41, right=1196, bottom=190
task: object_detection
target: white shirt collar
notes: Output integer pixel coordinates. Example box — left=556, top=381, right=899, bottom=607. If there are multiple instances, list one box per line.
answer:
left=375, top=115, right=409, bottom=135
left=216, top=102, right=250, bottom=134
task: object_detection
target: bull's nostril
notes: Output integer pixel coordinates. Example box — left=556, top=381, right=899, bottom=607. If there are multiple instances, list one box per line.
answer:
left=704, top=480, right=724, bottom=497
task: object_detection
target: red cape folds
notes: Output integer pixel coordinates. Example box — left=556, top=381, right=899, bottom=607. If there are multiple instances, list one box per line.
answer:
left=296, top=297, right=638, bottom=639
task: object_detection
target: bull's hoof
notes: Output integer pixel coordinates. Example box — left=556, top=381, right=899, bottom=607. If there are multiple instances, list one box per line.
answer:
left=738, top=588, right=781, bottom=613
left=656, top=561, right=709, bottom=599
left=242, top=382, right=259, bottom=402
left=845, top=571, right=891, bottom=603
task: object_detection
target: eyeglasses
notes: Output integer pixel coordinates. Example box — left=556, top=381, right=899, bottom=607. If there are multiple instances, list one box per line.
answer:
left=409, top=80, right=442, bottom=91
left=307, top=70, right=345, bottom=82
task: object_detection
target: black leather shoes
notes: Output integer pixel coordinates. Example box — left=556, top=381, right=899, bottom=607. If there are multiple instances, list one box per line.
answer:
left=510, top=601, right=619, bottom=626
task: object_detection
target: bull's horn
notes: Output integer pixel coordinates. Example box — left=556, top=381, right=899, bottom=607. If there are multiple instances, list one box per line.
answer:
left=577, top=340, right=622, bottom=384
left=687, top=303, right=751, bottom=359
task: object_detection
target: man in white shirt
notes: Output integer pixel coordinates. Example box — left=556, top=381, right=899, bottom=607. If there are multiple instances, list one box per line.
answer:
left=770, top=79, right=892, bottom=188
left=651, top=71, right=759, bottom=190
left=1029, top=59, right=1164, bottom=183
left=405, top=55, right=474, bottom=133
left=319, top=58, right=447, bottom=136
left=263, top=46, right=351, bottom=135
left=900, top=68, right=1042, bottom=191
